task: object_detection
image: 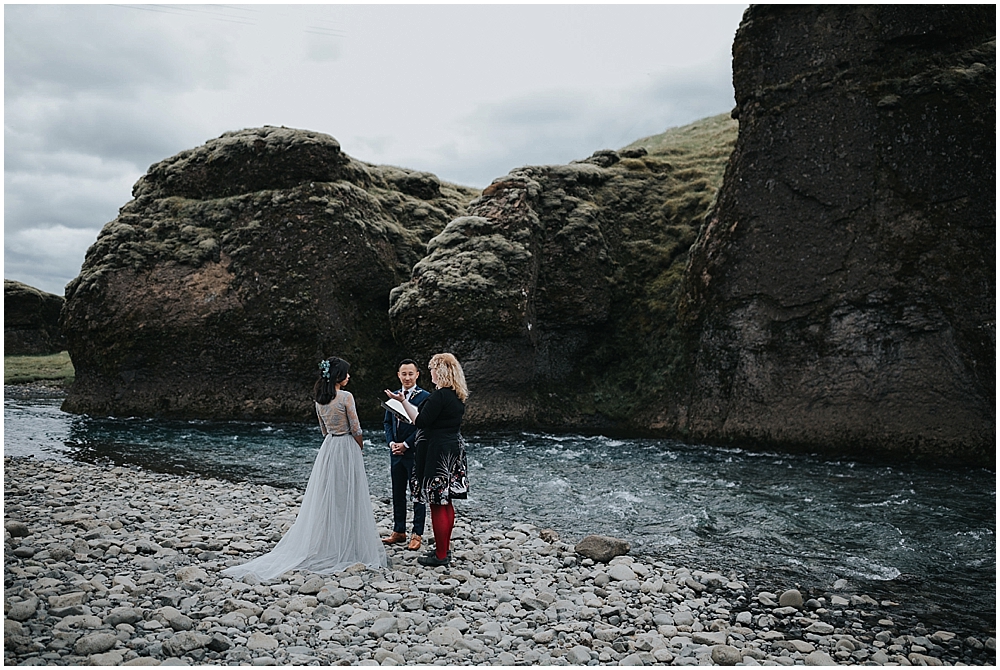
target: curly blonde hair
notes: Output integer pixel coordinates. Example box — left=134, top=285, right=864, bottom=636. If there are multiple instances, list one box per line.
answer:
left=429, top=353, right=469, bottom=402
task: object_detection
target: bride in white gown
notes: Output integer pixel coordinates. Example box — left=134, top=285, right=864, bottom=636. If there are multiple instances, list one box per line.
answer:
left=223, top=357, right=387, bottom=580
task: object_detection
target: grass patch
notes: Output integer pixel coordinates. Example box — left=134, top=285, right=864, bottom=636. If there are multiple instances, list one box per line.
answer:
left=5, top=352, right=75, bottom=385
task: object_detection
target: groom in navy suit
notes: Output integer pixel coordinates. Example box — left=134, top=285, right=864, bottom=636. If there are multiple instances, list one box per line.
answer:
left=382, top=359, right=430, bottom=550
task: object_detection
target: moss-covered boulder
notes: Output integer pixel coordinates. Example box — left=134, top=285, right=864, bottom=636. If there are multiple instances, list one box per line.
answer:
left=4, top=279, right=66, bottom=355
left=682, top=6, right=995, bottom=464
left=389, top=114, right=737, bottom=429
left=61, top=127, right=478, bottom=420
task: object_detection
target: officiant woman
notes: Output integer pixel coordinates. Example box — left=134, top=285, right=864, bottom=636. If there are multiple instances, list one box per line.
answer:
left=384, top=353, right=469, bottom=567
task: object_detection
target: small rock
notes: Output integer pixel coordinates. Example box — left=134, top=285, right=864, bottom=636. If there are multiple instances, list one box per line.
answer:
left=804, top=651, right=836, bottom=666
left=174, top=566, right=208, bottom=583
left=370, top=617, right=398, bottom=638
left=5, top=520, right=30, bottom=537
left=246, top=631, right=279, bottom=651
left=568, top=645, right=592, bottom=664
left=428, top=625, right=462, bottom=647
left=805, top=621, right=835, bottom=635
left=48, top=544, right=75, bottom=561
left=778, top=589, right=803, bottom=608
left=608, top=564, right=638, bottom=582
left=908, top=652, right=944, bottom=666
left=161, top=631, right=210, bottom=657
left=104, top=608, right=143, bottom=626
left=692, top=631, right=727, bottom=646
left=711, top=645, right=743, bottom=665
left=207, top=633, right=233, bottom=652
left=340, top=575, right=364, bottom=590
left=158, top=606, right=194, bottom=632
left=74, top=632, right=119, bottom=656
left=574, top=535, right=630, bottom=563
left=89, top=650, right=125, bottom=666
left=298, top=576, right=326, bottom=594
left=618, top=652, right=644, bottom=665
left=8, top=596, right=39, bottom=621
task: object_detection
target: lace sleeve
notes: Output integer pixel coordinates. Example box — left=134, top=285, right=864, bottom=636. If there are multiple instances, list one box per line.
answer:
left=344, top=392, right=362, bottom=437
left=316, top=404, right=328, bottom=436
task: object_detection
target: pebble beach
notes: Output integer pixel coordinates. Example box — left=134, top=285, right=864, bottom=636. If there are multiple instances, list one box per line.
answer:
left=4, top=456, right=995, bottom=666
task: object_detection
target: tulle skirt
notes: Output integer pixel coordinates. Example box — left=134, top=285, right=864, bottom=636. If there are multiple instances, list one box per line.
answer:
left=223, top=433, right=387, bottom=580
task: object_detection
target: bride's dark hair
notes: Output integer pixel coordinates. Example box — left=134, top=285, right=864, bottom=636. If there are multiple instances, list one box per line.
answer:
left=314, top=357, right=350, bottom=405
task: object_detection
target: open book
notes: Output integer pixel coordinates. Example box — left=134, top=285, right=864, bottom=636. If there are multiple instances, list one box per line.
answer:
left=381, top=398, right=415, bottom=424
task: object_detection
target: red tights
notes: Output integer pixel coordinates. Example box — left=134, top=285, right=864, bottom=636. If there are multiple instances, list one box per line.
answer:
left=429, top=503, right=455, bottom=559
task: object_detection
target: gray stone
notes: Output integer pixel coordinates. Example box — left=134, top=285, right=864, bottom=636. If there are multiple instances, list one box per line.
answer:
left=804, top=651, right=837, bottom=666
left=692, top=631, right=727, bottom=646
left=48, top=544, right=75, bottom=561
left=619, top=653, right=645, bottom=665
left=673, top=610, right=695, bottom=627
left=298, top=576, right=326, bottom=594
left=778, top=589, right=803, bottom=608
left=370, top=617, right=398, bottom=638
left=568, top=646, right=592, bottom=664
left=428, top=625, right=462, bottom=647
left=90, top=650, right=125, bottom=666
left=608, top=564, right=638, bottom=582
left=908, top=652, right=944, bottom=666
left=105, top=607, right=144, bottom=626
left=805, top=621, right=835, bottom=635
left=8, top=596, right=39, bottom=621
left=246, top=631, right=279, bottom=651
left=74, top=632, right=119, bottom=656
left=158, top=606, right=194, bottom=631
left=574, top=535, right=630, bottom=563
left=5, top=520, right=30, bottom=537
left=340, top=575, right=364, bottom=590
left=207, top=633, right=233, bottom=652
left=161, top=631, right=211, bottom=657
left=711, top=645, right=743, bottom=665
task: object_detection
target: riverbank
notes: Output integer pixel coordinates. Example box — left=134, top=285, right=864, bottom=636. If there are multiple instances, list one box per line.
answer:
left=4, top=456, right=994, bottom=666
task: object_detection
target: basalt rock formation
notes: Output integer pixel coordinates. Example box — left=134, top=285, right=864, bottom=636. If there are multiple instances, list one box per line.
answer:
left=4, top=279, right=67, bottom=355
left=681, top=5, right=995, bottom=463
left=388, top=5, right=994, bottom=465
left=61, top=127, right=478, bottom=420
left=389, top=115, right=737, bottom=428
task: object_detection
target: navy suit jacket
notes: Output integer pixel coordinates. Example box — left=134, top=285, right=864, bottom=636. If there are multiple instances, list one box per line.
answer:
left=383, top=386, right=430, bottom=450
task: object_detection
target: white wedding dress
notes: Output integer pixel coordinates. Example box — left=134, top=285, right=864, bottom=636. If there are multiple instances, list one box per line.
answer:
left=223, top=391, right=387, bottom=580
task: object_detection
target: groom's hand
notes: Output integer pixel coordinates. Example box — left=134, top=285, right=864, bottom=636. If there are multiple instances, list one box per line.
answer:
left=390, top=441, right=407, bottom=455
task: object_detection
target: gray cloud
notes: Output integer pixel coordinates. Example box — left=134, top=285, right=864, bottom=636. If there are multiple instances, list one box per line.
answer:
left=4, top=4, right=747, bottom=295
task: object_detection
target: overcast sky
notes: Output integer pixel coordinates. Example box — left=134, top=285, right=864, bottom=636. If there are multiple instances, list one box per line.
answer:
left=5, top=3, right=747, bottom=296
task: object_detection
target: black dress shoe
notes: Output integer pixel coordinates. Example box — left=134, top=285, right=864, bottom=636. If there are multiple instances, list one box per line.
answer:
left=417, top=552, right=450, bottom=567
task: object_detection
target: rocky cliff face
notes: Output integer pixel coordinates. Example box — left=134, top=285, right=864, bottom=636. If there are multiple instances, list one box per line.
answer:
left=389, top=115, right=737, bottom=428
left=61, top=127, right=478, bottom=420
left=4, top=280, right=67, bottom=355
left=681, top=6, right=995, bottom=463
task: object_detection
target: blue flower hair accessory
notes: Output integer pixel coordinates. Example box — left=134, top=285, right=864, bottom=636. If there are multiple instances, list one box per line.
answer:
left=319, top=359, right=331, bottom=380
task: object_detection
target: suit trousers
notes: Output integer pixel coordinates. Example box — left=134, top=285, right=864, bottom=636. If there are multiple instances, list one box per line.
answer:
left=390, top=450, right=425, bottom=535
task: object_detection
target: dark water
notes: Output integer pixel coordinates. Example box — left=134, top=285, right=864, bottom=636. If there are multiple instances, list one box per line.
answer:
left=4, top=387, right=995, bottom=637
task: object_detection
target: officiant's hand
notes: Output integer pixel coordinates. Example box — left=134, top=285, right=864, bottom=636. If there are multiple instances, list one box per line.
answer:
left=384, top=389, right=404, bottom=402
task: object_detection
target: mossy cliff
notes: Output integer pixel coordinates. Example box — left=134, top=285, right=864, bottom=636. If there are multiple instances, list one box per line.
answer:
left=61, top=127, right=478, bottom=420
left=681, top=5, right=995, bottom=464
left=389, top=114, right=736, bottom=429
left=4, top=279, right=66, bottom=355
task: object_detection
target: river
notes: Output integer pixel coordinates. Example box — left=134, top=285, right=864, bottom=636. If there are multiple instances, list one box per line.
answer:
left=4, top=385, right=995, bottom=638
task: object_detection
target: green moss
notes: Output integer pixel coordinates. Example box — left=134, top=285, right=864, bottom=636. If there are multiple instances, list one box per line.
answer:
left=5, top=352, right=75, bottom=385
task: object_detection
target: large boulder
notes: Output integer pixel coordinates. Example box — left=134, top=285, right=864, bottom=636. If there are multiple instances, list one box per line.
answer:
left=4, top=279, right=66, bottom=355
left=389, top=115, right=736, bottom=429
left=61, top=126, right=478, bottom=420
left=681, top=6, right=995, bottom=464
